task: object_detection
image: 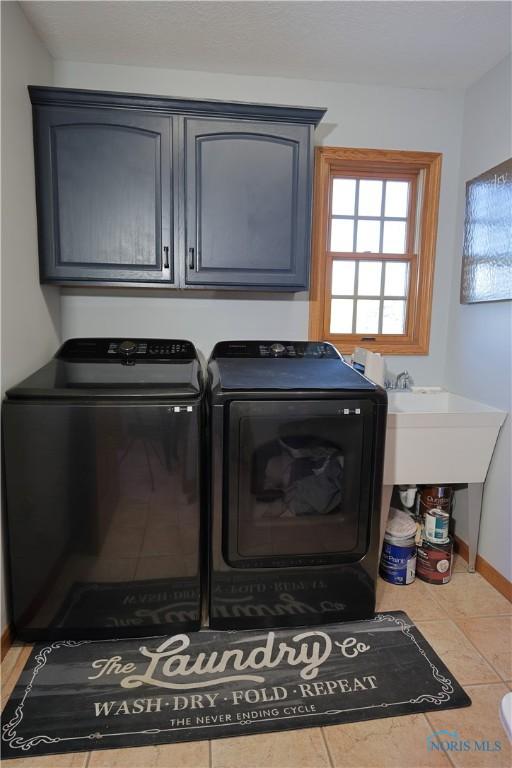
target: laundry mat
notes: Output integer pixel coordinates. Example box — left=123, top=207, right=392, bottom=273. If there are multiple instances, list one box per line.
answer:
left=1, top=612, right=470, bottom=760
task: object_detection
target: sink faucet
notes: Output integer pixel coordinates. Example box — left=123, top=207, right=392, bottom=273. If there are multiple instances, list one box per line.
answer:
left=395, top=370, right=412, bottom=390
left=385, top=370, right=413, bottom=390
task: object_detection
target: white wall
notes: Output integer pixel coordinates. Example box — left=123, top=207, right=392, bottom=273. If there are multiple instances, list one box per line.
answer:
left=446, top=55, right=512, bottom=580
left=55, top=60, right=464, bottom=378
left=0, top=2, right=59, bottom=634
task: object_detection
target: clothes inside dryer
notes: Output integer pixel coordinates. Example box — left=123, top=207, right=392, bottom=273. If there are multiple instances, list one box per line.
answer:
left=232, top=408, right=366, bottom=561
left=252, top=435, right=344, bottom=517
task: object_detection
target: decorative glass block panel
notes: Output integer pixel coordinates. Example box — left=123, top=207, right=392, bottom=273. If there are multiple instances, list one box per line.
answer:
left=461, top=158, right=512, bottom=303
left=358, top=261, right=382, bottom=295
left=356, top=220, right=381, bottom=252
left=356, top=299, right=380, bottom=333
left=330, top=299, right=354, bottom=333
left=332, top=178, right=357, bottom=216
left=385, top=181, right=409, bottom=217
left=330, top=219, right=354, bottom=252
left=332, top=260, right=356, bottom=295
left=384, top=261, right=408, bottom=296
left=358, top=180, right=382, bottom=216
left=383, top=220, right=406, bottom=253
left=382, top=300, right=406, bottom=333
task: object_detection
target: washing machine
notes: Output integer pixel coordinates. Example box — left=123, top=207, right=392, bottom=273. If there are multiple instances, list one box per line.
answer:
left=207, top=340, right=387, bottom=631
left=2, top=338, right=204, bottom=640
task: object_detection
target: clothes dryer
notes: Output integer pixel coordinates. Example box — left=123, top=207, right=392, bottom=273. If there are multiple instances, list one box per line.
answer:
left=207, top=340, right=387, bottom=630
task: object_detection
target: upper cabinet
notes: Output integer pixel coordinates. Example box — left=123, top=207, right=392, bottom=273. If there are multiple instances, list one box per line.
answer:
left=29, top=87, right=325, bottom=291
left=33, top=106, right=175, bottom=284
left=184, top=119, right=310, bottom=289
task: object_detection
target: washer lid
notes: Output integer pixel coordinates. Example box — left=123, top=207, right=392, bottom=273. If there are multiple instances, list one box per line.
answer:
left=210, top=339, right=376, bottom=391
left=6, top=338, right=203, bottom=400
left=215, top=357, right=377, bottom=391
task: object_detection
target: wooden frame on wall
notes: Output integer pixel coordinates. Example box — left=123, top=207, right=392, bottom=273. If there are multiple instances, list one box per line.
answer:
left=309, top=147, right=442, bottom=355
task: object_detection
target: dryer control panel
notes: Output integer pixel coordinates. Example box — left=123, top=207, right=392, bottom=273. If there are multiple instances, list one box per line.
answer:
left=56, top=338, right=197, bottom=362
left=211, top=341, right=340, bottom=359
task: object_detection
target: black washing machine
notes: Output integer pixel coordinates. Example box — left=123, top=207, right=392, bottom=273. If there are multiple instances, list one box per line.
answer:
left=207, top=340, right=387, bottom=631
left=2, top=338, right=204, bottom=640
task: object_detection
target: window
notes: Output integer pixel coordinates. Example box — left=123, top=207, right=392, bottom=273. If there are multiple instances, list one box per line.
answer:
left=309, top=148, right=442, bottom=354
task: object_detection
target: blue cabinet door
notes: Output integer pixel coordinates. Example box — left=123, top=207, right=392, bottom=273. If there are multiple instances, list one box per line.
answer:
left=183, top=119, right=312, bottom=289
left=34, top=107, right=174, bottom=284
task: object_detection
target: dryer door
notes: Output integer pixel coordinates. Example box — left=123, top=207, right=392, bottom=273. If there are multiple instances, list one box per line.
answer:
left=225, top=399, right=376, bottom=568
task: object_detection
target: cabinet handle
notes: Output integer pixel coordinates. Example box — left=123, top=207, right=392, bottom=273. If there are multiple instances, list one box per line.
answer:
left=163, top=246, right=170, bottom=269
left=188, top=247, right=195, bottom=270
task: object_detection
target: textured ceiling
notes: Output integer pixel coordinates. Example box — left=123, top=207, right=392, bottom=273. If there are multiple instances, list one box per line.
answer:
left=21, top=1, right=512, bottom=90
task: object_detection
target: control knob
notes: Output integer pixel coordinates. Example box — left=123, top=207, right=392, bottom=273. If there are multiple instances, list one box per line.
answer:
left=118, top=340, right=137, bottom=356
left=270, top=343, right=286, bottom=356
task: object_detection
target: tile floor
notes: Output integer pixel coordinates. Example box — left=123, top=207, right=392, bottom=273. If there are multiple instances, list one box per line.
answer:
left=1, top=555, right=510, bottom=768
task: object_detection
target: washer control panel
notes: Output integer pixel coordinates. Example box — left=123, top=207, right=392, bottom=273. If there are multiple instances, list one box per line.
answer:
left=57, top=338, right=196, bottom=362
left=212, top=341, right=340, bottom=359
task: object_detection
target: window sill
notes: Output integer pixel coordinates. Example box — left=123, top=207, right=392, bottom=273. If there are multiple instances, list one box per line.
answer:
left=328, top=339, right=430, bottom=355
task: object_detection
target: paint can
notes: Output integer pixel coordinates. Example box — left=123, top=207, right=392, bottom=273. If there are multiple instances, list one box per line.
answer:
left=419, top=486, right=453, bottom=517
left=416, top=537, right=453, bottom=585
left=424, top=507, right=450, bottom=543
left=379, top=508, right=417, bottom=585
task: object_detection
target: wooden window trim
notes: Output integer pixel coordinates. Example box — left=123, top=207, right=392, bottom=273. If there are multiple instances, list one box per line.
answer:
left=309, top=147, right=442, bottom=355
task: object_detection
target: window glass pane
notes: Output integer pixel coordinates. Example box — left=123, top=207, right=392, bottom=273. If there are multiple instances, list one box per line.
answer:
left=356, top=220, right=381, bottom=252
left=382, top=300, right=406, bottom=333
left=384, top=262, right=409, bottom=296
left=330, top=299, right=354, bottom=333
left=385, top=181, right=409, bottom=217
left=358, top=180, right=382, bottom=216
left=382, top=220, right=406, bottom=253
left=358, top=261, right=382, bottom=295
left=330, top=219, right=354, bottom=251
left=332, top=178, right=357, bottom=216
left=332, top=260, right=356, bottom=295
left=356, top=299, right=380, bottom=334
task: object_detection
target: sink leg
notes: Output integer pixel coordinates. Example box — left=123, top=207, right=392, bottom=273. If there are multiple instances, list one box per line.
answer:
left=467, top=482, right=484, bottom=573
left=379, top=485, right=394, bottom=558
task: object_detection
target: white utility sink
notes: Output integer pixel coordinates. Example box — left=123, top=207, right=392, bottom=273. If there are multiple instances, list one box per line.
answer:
left=381, top=387, right=507, bottom=571
left=385, top=388, right=506, bottom=484
left=387, top=390, right=505, bottom=428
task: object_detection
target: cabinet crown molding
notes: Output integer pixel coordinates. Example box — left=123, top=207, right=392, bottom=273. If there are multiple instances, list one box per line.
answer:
left=28, top=85, right=327, bottom=126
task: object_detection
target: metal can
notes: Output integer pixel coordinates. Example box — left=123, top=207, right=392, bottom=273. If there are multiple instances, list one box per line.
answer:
left=424, top=507, right=450, bottom=543
left=379, top=532, right=417, bottom=585
left=419, top=486, right=453, bottom=517
left=416, top=538, right=453, bottom=585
